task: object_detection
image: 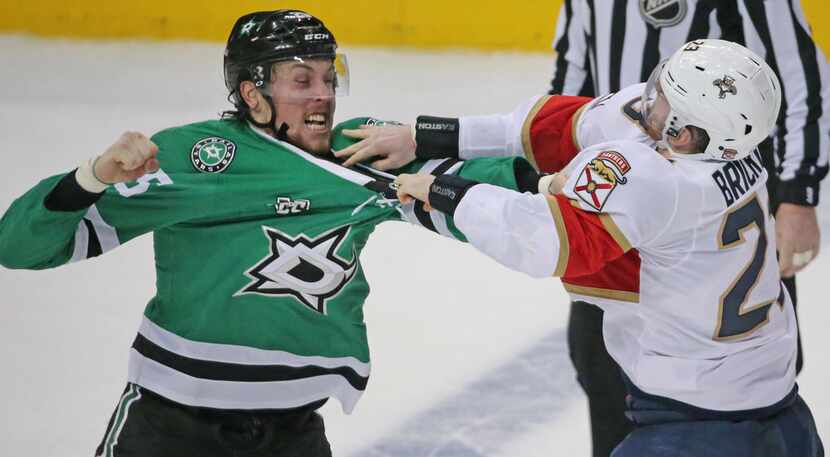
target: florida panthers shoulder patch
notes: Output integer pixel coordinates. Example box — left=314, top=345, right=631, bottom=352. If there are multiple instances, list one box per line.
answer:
left=574, top=150, right=631, bottom=211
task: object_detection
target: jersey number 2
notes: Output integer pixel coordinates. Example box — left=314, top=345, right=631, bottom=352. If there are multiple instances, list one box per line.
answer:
left=715, top=195, right=780, bottom=340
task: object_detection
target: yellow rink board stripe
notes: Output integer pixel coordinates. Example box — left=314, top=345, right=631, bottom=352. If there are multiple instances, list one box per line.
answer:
left=1, top=1, right=827, bottom=54
left=0, top=0, right=557, bottom=51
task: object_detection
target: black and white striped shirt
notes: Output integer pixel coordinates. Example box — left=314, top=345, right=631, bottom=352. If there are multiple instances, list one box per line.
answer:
left=550, top=0, right=830, bottom=206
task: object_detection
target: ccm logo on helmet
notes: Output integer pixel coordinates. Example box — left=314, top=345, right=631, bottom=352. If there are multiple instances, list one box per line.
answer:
left=305, top=33, right=330, bottom=40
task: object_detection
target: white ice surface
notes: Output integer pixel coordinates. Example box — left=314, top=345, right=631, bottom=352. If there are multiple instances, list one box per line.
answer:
left=0, top=36, right=827, bottom=457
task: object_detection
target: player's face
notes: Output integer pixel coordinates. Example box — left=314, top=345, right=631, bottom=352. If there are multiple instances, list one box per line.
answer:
left=270, top=59, right=338, bottom=155
left=642, top=81, right=671, bottom=141
left=641, top=62, right=675, bottom=142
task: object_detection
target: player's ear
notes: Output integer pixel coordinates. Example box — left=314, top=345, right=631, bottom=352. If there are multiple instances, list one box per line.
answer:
left=240, top=81, right=262, bottom=112
left=239, top=81, right=270, bottom=123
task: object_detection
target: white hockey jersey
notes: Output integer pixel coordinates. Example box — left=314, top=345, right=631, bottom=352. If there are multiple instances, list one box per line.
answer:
left=573, top=83, right=652, bottom=150
left=454, top=89, right=798, bottom=412
left=457, top=82, right=648, bottom=168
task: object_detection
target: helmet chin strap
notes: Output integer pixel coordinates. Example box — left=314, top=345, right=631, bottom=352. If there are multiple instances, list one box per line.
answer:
left=657, top=107, right=698, bottom=160
left=657, top=128, right=678, bottom=156
left=660, top=126, right=707, bottom=161
left=276, top=122, right=289, bottom=140
left=247, top=94, right=290, bottom=141
left=659, top=130, right=693, bottom=160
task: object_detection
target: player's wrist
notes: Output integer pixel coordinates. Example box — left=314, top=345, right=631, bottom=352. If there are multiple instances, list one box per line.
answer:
left=775, top=178, right=821, bottom=207
left=44, top=166, right=107, bottom=212
left=75, top=157, right=110, bottom=193
left=428, top=174, right=479, bottom=216
left=414, top=115, right=460, bottom=160
left=538, top=174, right=557, bottom=195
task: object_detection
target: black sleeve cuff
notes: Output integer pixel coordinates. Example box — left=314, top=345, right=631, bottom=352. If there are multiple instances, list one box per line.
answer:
left=428, top=174, right=479, bottom=217
left=514, top=159, right=543, bottom=194
left=775, top=177, right=822, bottom=207
left=414, top=115, right=460, bottom=160
left=43, top=169, right=105, bottom=212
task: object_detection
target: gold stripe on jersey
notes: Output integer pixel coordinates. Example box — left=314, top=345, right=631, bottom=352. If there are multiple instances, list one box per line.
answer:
left=570, top=103, right=589, bottom=151
left=546, top=196, right=570, bottom=277
left=521, top=95, right=553, bottom=171
left=563, top=284, right=640, bottom=303
left=599, top=214, right=633, bottom=253
left=568, top=198, right=632, bottom=253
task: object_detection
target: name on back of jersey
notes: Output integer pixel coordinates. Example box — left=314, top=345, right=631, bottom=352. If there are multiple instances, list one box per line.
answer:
left=711, top=150, right=765, bottom=207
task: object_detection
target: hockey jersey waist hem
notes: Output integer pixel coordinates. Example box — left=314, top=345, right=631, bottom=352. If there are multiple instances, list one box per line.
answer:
left=127, top=349, right=365, bottom=413
left=137, top=316, right=371, bottom=376
left=622, top=374, right=798, bottom=422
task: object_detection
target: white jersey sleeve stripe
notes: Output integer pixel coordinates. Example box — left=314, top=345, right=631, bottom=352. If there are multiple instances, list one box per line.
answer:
left=69, top=218, right=90, bottom=263
left=86, top=205, right=120, bottom=254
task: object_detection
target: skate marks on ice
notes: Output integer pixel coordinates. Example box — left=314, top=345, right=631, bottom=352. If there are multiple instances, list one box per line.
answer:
left=354, top=329, right=578, bottom=457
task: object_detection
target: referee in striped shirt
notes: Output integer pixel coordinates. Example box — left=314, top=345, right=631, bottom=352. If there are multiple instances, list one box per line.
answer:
left=550, top=1, right=829, bottom=456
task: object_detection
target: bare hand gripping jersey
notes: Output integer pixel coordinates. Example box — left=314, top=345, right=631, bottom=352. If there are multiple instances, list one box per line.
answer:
left=0, top=117, right=526, bottom=413
left=454, top=88, right=797, bottom=412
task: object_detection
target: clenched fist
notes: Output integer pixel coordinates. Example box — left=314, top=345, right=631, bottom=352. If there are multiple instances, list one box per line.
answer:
left=93, top=132, right=160, bottom=184
left=776, top=203, right=820, bottom=277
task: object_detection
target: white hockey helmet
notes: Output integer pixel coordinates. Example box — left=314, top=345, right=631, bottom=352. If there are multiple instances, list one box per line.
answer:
left=642, top=39, right=782, bottom=161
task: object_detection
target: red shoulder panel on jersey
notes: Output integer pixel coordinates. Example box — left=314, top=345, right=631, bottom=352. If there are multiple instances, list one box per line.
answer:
left=563, top=251, right=641, bottom=303
left=548, top=195, right=641, bottom=302
left=522, top=95, right=593, bottom=174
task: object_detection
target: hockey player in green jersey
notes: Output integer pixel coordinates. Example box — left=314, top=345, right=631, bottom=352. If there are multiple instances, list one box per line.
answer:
left=0, top=10, right=540, bottom=457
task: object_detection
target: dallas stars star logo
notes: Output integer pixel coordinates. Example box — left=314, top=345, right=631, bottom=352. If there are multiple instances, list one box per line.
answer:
left=240, top=19, right=257, bottom=36
left=238, top=226, right=358, bottom=314
left=191, top=137, right=236, bottom=173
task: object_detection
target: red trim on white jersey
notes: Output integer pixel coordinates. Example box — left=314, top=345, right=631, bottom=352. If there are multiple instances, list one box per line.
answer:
left=522, top=95, right=593, bottom=173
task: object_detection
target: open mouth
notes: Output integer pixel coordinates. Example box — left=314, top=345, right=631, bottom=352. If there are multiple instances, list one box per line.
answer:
left=304, top=113, right=329, bottom=132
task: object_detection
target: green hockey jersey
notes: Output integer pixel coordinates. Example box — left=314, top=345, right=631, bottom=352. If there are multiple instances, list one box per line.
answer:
left=0, top=117, right=531, bottom=412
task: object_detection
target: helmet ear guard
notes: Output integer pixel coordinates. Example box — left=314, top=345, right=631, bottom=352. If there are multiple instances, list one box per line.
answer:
left=642, top=39, right=782, bottom=162
left=250, top=63, right=271, bottom=92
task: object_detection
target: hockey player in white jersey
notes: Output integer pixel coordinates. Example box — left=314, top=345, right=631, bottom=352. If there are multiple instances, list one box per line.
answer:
left=335, top=38, right=824, bottom=455
left=385, top=40, right=823, bottom=456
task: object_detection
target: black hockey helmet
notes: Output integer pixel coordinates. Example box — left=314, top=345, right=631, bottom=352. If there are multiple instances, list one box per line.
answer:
left=223, top=10, right=338, bottom=108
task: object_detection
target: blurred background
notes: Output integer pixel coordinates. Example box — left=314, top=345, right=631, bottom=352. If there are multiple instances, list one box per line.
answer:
left=0, top=1, right=825, bottom=52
